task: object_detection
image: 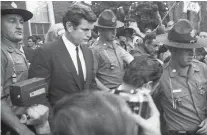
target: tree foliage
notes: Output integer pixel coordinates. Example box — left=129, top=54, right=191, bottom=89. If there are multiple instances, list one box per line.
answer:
left=91, top=1, right=168, bottom=32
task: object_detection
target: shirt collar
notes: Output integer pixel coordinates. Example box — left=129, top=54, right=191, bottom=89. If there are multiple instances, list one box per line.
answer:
left=168, top=60, right=200, bottom=78
left=97, top=39, right=116, bottom=49
left=1, top=37, right=22, bottom=54
left=19, top=45, right=25, bottom=53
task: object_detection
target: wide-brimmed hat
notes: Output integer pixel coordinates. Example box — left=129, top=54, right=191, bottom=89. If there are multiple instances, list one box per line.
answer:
left=95, top=9, right=124, bottom=29
left=1, top=1, right=33, bottom=22
left=156, top=19, right=207, bottom=49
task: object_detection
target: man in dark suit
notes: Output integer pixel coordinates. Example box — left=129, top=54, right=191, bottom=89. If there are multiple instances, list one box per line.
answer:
left=29, top=3, right=97, bottom=106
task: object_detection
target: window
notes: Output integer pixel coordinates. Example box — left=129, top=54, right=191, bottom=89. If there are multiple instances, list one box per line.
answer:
left=26, top=1, right=53, bottom=39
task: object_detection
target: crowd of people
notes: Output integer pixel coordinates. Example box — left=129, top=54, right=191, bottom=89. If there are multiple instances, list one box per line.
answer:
left=1, top=1, right=207, bottom=135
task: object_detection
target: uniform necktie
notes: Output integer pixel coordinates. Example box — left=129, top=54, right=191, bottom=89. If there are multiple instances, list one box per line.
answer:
left=76, top=46, right=84, bottom=89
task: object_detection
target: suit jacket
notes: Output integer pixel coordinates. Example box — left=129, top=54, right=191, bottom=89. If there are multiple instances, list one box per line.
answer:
left=29, top=38, right=96, bottom=106
left=23, top=46, right=36, bottom=63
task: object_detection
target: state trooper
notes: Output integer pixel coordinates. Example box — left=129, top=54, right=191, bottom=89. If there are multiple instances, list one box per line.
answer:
left=155, top=19, right=207, bottom=135
left=1, top=1, right=35, bottom=135
left=90, top=9, right=134, bottom=91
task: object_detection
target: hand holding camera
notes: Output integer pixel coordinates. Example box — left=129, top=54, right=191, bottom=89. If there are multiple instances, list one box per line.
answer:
left=20, top=104, right=51, bottom=135
left=132, top=93, right=161, bottom=135
left=114, top=87, right=161, bottom=135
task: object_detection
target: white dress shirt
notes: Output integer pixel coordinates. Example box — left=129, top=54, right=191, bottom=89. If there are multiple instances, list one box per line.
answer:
left=62, top=35, right=86, bottom=80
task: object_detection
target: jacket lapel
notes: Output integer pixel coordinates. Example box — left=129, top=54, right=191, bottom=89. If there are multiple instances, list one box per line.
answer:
left=56, top=38, right=81, bottom=89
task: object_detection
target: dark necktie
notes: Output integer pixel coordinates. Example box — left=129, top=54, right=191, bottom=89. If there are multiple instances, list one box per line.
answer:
left=76, top=46, right=84, bottom=89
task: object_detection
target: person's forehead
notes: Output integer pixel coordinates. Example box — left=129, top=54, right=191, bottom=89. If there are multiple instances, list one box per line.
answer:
left=146, top=29, right=152, bottom=32
left=28, top=39, right=33, bottom=41
left=2, top=14, right=23, bottom=20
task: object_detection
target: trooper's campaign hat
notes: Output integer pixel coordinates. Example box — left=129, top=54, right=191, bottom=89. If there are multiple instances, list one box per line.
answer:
left=95, top=9, right=124, bottom=29
left=1, top=1, right=33, bottom=22
left=157, top=19, right=207, bottom=49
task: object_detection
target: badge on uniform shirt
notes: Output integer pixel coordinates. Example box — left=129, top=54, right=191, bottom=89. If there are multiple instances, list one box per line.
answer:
left=11, top=2, right=17, bottom=8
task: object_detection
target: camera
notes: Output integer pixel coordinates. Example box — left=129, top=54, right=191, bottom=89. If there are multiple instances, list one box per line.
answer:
left=114, top=89, right=149, bottom=118
left=10, top=78, right=48, bottom=106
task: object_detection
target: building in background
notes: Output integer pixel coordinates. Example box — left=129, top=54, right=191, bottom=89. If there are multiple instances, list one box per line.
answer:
left=8, top=1, right=56, bottom=44
left=11, top=1, right=73, bottom=44
left=26, top=1, right=55, bottom=39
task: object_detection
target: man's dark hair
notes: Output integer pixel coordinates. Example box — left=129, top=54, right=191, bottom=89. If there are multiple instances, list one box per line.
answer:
left=52, top=91, right=137, bottom=135
left=62, top=3, right=97, bottom=30
left=27, top=36, right=37, bottom=43
left=123, top=55, right=163, bottom=88
left=33, top=35, right=41, bottom=41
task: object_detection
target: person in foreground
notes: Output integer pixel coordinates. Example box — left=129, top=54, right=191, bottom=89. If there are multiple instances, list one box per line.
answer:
left=155, top=19, right=207, bottom=135
left=51, top=91, right=161, bottom=135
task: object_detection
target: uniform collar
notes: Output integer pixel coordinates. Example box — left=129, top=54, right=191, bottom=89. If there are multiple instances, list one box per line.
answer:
left=97, top=39, right=116, bottom=49
left=167, top=60, right=200, bottom=78
left=1, top=37, right=22, bottom=54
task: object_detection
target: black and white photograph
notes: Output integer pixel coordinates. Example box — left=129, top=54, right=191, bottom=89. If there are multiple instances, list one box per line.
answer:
left=1, top=1, right=207, bottom=135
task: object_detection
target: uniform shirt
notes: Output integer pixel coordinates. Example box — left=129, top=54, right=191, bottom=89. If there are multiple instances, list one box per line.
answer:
left=91, top=40, right=134, bottom=89
left=62, top=35, right=86, bottom=80
left=155, top=60, right=207, bottom=132
left=1, top=38, right=29, bottom=115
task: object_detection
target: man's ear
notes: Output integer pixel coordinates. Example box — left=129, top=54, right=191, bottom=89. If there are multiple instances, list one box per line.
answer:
left=66, top=21, right=73, bottom=32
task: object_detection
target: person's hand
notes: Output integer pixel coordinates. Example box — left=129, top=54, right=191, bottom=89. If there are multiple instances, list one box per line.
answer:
left=26, top=104, right=49, bottom=125
left=18, top=125, right=35, bottom=135
left=196, top=118, right=207, bottom=135
left=132, top=93, right=161, bottom=135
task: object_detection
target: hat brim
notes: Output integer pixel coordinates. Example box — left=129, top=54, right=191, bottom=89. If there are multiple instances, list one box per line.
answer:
left=95, top=20, right=124, bottom=29
left=156, top=34, right=207, bottom=49
left=2, top=9, right=33, bottom=22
